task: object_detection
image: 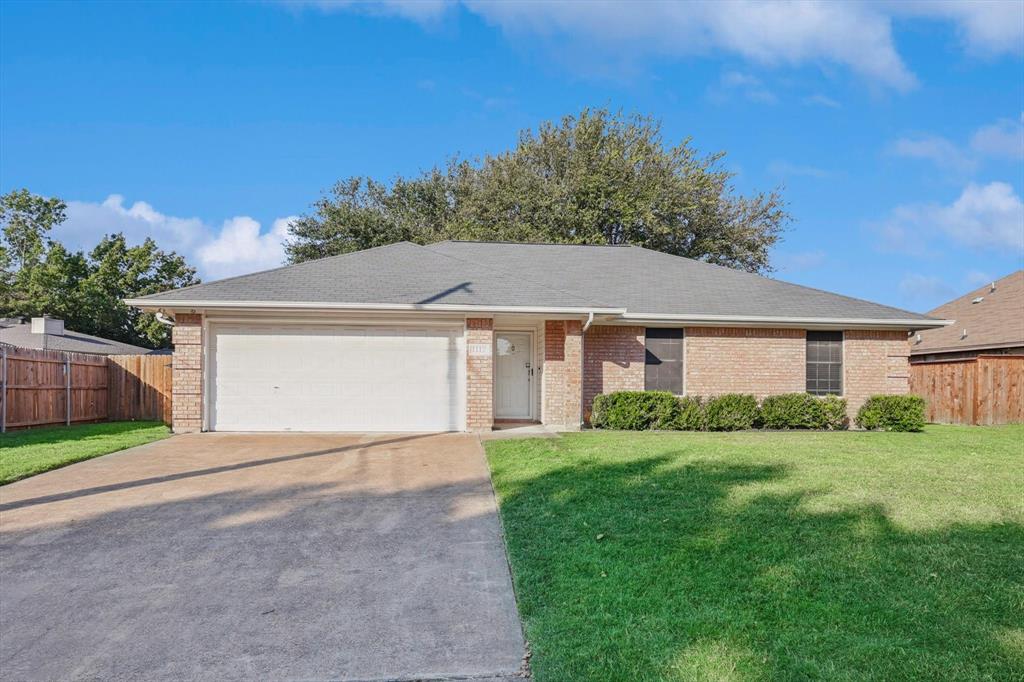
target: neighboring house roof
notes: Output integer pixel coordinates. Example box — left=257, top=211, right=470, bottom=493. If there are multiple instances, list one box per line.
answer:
left=128, top=241, right=946, bottom=328
left=910, top=270, right=1024, bottom=355
left=0, top=320, right=154, bottom=356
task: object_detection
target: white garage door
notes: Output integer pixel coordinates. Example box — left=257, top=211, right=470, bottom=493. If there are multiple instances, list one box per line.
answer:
left=210, top=325, right=466, bottom=432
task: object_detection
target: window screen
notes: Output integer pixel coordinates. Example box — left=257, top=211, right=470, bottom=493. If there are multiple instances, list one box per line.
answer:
left=806, top=331, right=843, bottom=396
left=645, top=328, right=684, bottom=394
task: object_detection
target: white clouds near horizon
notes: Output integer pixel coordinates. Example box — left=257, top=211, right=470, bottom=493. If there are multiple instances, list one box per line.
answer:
left=876, top=182, right=1024, bottom=255
left=59, top=195, right=296, bottom=281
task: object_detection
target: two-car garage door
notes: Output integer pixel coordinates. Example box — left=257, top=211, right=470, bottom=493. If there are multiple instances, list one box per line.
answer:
left=210, top=325, right=466, bottom=432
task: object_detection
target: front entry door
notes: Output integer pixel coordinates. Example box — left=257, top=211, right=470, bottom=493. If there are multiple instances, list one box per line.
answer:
left=495, top=332, right=532, bottom=419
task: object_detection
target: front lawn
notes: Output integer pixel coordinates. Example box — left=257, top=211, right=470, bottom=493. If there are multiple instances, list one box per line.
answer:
left=0, top=421, right=170, bottom=485
left=486, top=425, right=1024, bottom=681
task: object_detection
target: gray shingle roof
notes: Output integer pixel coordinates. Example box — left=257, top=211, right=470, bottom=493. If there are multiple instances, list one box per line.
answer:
left=429, top=241, right=934, bottom=321
left=133, top=240, right=937, bottom=323
left=137, top=241, right=607, bottom=309
left=0, top=321, right=155, bottom=355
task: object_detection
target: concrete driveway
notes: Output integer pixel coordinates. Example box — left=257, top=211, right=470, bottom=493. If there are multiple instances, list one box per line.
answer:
left=0, top=433, right=525, bottom=681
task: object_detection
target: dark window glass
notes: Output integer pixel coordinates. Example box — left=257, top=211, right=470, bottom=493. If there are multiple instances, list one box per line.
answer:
left=806, top=331, right=843, bottom=396
left=645, top=328, right=684, bottom=394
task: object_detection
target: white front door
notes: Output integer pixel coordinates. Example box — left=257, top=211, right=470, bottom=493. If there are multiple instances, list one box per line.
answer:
left=495, top=332, right=532, bottom=419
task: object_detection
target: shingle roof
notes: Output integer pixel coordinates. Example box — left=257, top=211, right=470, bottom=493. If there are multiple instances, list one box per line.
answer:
left=0, top=321, right=155, bottom=355
left=911, top=270, right=1024, bottom=355
left=136, top=242, right=608, bottom=309
left=429, top=241, right=935, bottom=321
left=132, top=240, right=940, bottom=324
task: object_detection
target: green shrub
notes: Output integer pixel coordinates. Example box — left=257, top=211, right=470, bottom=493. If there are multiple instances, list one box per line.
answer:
left=818, top=395, right=848, bottom=430
left=760, top=393, right=849, bottom=430
left=703, top=394, right=760, bottom=431
left=591, top=391, right=681, bottom=430
left=674, top=396, right=705, bottom=431
left=855, top=395, right=926, bottom=432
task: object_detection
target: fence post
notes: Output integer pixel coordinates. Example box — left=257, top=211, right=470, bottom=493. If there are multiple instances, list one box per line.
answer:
left=1, top=346, right=7, bottom=433
left=65, top=356, right=71, bottom=426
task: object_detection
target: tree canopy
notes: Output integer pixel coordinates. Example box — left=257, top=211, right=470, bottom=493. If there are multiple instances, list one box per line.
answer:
left=286, top=108, right=788, bottom=273
left=0, top=189, right=199, bottom=349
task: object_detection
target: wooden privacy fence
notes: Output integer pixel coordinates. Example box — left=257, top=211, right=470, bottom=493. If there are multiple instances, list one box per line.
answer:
left=107, top=354, right=174, bottom=424
left=0, top=347, right=172, bottom=431
left=910, top=354, right=1024, bottom=425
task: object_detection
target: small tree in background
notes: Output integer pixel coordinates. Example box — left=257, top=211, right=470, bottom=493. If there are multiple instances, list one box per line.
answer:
left=286, top=108, right=789, bottom=274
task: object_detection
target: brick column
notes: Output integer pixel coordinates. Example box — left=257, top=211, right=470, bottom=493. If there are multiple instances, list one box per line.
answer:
left=543, top=320, right=583, bottom=430
left=171, top=313, right=203, bottom=433
left=582, top=325, right=645, bottom=422
left=466, top=318, right=494, bottom=432
left=845, top=330, right=910, bottom=418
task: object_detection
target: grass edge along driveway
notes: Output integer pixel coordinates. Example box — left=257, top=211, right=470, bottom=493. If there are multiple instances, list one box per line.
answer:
left=0, top=421, right=170, bottom=485
left=485, top=425, right=1024, bottom=681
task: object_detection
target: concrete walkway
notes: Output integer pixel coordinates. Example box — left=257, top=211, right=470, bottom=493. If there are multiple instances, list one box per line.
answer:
left=0, top=433, right=525, bottom=681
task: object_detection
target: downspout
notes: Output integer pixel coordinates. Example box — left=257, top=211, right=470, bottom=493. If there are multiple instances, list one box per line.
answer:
left=580, top=312, right=595, bottom=429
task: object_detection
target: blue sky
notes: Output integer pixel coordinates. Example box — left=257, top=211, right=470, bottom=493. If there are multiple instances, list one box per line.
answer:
left=2, top=0, right=1022, bottom=312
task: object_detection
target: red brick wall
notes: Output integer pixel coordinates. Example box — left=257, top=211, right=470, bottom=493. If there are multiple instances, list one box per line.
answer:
left=465, top=318, right=494, bottom=432
left=685, top=327, right=806, bottom=398
left=543, top=320, right=583, bottom=429
left=845, top=330, right=910, bottom=417
left=582, top=325, right=645, bottom=421
left=171, top=313, right=203, bottom=433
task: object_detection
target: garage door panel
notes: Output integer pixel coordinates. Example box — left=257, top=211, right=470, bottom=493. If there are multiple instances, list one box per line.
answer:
left=211, top=325, right=466, bottom=432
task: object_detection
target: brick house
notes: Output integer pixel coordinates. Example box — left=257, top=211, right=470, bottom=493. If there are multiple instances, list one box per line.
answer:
left=126, top=241, right=949, bottom=433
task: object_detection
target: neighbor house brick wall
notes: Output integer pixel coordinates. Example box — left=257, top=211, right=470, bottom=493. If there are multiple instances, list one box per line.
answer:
left=582, top=325, right=645, bottom=422
left=172, top=313, right=203, bottom=433
left=685, top=327, right=806, bottom=398
left=543, top=320, right=583, bottom=430
left=844, top=330, right=910, bottom=417
left=465, top=318, right=494, bottom=432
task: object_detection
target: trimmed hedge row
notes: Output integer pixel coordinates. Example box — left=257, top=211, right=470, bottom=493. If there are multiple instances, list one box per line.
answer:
left=592, top=391, right=926, bottom=432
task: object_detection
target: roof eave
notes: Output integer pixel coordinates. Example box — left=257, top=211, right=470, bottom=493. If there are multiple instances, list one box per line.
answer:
left=125, top=298, right=951, bottom=330
left=616, top=313, right=953, bottom=330
left=123, top=299, right=627, bottom=316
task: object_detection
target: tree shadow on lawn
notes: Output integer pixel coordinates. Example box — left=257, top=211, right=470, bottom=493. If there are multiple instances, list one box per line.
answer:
left=495, top=456, right=1023, bottom=681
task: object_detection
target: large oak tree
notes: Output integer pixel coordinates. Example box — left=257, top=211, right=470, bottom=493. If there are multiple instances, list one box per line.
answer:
left=286, top=108, right=788, bottom=273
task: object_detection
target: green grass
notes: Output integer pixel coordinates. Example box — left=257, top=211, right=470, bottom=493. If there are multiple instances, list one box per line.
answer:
left=0, top=421, right=170, bottom=485
left=486, top=425, right=1024, bottom=681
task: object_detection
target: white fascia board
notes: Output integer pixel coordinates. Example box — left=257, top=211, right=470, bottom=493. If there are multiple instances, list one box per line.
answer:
left=123, top=299, right=627, bottom=316
left=616, top=313, right=953, bottom=330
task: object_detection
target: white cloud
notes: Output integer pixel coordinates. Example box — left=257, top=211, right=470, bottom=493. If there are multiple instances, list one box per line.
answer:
left=888, top=134, right=977, bottom=174
left=466, top=1, right=917, bottom=90
left=288, top=1, right=1024, bottom=90
left=708, top=71, right=778, bottom=104
left=197, top=215, right=297, bottom=280
left=60, top=195, right=295, bottom=280
left=888, top=115, right=1024, bottom=173
left=896, top=0, right=1024, bottom=57
left=970, top=113, right=1024, bottom=160
left=875, top=182, right=1024, bottom=254
left=898, top=273, right=956, bottom=301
